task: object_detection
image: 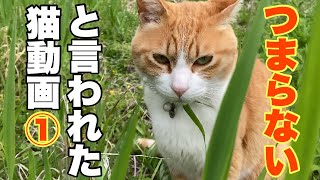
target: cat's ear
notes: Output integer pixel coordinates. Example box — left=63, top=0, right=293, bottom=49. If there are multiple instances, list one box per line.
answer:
left=212, top=0, right=242, bottom=24
left=136, top=0, right=168, bottom=25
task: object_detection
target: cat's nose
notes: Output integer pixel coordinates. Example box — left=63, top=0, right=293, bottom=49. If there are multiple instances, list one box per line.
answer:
left=171, top=85, right=188, bottom=97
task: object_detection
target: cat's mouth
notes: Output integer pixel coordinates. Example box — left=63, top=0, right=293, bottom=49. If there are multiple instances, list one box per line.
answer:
left=162, top=100, right=216, bottom=119
left=157, top=88, right=209, bottom=105
left=165, top=95, right=194, bottom=104
left=164, top=99, right=214, bottom=109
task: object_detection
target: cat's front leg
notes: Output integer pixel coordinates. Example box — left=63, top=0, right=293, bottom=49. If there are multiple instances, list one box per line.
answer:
left=171, top=173, right=188, bottom=180
left=171, top=171, right=202, bottom=180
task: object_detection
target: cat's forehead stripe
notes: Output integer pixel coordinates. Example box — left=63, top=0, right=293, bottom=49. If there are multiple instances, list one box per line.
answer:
left=166, top=33, right=178, bottom=59
left=165, top=35, right=196, bottom=64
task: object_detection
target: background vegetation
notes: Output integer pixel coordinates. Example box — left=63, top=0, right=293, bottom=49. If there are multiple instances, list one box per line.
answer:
left=0, top=0, right=317, bottom=179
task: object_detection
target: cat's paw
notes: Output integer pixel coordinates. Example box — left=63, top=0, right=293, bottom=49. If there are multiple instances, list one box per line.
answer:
left=136, top=138, right=155, bottom=149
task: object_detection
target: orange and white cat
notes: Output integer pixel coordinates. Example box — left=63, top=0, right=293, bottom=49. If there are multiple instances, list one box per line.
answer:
left=132, top=0, right=282, bottom=179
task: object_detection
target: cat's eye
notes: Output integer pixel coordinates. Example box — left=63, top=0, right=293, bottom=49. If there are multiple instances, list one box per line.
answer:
left=153, top=54, right=170, bottom=65
left=194, top=56, right=213, bottom=65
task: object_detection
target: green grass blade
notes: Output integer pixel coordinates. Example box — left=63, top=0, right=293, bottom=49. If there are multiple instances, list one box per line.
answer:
left=28, top=150, right=36, bottom=180
left=2, top=8, right=17, bottom=180
left=95, top=160, right=108, bottom=180
left=110, top=106, right=139, bottom=180
left=42, top=149, right=52, bottom=180
left=284, top=2, right=320, bottom=179
left=95, top=97, right=121, bottom=157
left=151, top=159, right=163, bottom=180
left=183, top=104, right=206, bottom=142
left=258, top=167, right=267, bottom=180
left=60, top=0, right=72, bottom=47
left=202, top=0, right=269, bottom=179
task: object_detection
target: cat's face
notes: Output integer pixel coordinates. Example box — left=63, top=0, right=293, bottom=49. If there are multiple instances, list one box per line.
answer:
left=132, top=0, right=240, bottom=104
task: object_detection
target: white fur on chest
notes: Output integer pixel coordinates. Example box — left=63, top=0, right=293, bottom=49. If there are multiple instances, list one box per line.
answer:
left=144, top=87, right=219, bottom=179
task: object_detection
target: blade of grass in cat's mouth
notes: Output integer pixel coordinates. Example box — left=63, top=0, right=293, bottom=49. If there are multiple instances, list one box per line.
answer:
left=183, top=104, right=206, bottom=143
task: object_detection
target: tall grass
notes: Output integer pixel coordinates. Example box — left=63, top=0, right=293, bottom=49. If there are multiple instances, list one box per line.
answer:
left=202, top=0, right=269, bottom=179
left=0, top=0, right=139, bottom=179
left=285, top=1, right=320, bottom=179
left=110, top=106, right=140, bottom=180
left=42, top=148, right=52, bottom=179
left=2, top=1, right=17, bottom=179
left=27, top=150, right=36, bottom=180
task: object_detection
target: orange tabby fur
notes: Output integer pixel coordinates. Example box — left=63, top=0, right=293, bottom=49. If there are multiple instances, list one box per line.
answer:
left=132, top=0, right=286, bottom=179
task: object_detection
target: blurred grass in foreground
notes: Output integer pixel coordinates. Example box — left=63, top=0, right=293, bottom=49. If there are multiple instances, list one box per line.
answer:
left=286, top=1, right=320, bottom=179
left=202, top=0, right=268, bottom=179
left=185, top=0, right=320, bottom=180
